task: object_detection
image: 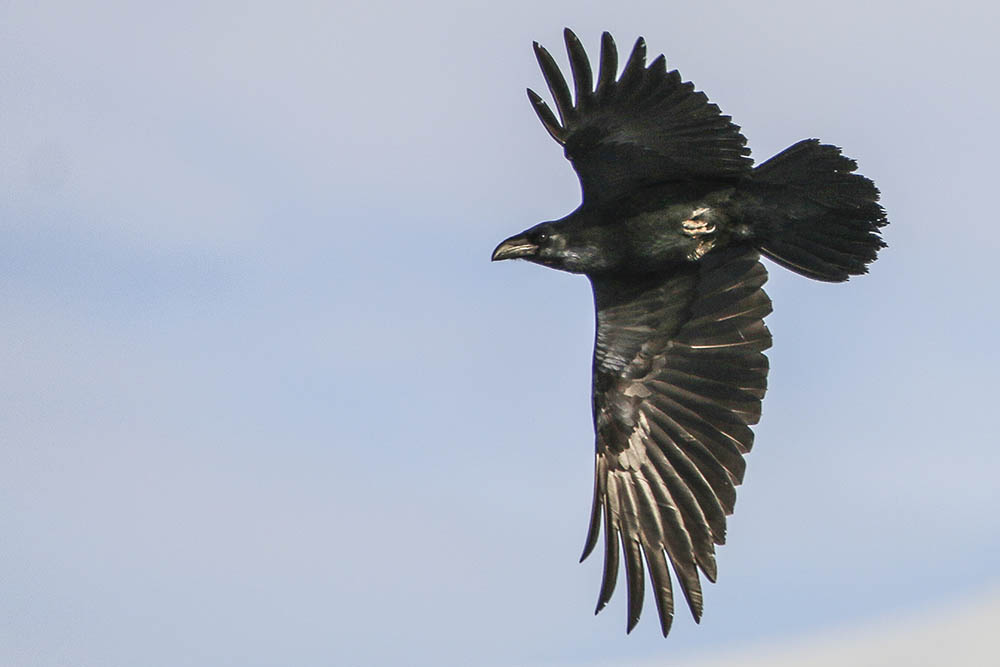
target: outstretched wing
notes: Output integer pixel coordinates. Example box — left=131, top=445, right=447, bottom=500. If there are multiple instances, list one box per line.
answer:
left=585, top=247, right=772, bottom=636
left=529, top=29, right=753, bottom=205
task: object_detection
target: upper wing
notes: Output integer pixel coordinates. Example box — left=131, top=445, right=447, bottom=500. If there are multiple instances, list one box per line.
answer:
left=585, top=247, right=772, bottom=636
left=529, top=29, right=753, bottom=205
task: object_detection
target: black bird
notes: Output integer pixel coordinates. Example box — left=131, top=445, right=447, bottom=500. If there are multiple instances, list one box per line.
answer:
left=492, top=30, right=887, bottom=637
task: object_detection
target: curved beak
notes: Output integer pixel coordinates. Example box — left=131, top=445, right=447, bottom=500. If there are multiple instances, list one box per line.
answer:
left=491, top=234, right=538, bottom=261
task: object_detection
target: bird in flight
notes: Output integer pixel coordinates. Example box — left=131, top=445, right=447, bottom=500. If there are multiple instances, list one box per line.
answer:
left=492, top=30, right=887, bottom=637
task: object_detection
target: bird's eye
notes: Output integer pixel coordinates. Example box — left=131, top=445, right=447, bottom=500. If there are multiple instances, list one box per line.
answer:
left=534, top=231, right=550, bottom=244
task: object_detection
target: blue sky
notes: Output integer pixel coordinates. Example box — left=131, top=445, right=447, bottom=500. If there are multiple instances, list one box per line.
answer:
left=3, top=1, right=999, bottom=665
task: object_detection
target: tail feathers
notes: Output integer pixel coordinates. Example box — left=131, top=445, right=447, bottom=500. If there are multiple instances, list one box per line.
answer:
left=753, top=139, right=887, bottom=282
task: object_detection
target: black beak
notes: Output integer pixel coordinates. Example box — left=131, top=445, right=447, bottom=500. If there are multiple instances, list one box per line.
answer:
left=491, top=234, right=538, bottom=261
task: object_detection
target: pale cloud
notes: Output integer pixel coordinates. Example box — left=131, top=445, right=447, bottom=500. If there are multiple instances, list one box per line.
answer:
left=668, top=588, right=1000, bottom=667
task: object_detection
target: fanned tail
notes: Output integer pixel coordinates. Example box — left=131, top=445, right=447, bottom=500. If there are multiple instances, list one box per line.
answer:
left=752, top=139, right=887, bottom=282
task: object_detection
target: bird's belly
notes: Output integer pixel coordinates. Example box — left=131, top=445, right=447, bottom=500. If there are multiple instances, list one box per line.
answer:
left=622, top=206, right=725, bottom=270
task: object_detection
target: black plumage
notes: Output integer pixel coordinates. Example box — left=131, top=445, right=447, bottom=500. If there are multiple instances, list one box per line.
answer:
left=491, top=30, right=887, bottom=636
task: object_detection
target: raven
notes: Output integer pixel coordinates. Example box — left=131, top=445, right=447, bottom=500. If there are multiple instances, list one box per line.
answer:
left=492, top=30, right=887, bottom=637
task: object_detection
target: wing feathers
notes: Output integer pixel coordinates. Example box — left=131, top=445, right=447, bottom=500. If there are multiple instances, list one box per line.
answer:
left=595, top=31, right=618, bottom=98
left=642, top=543, right=675, bottom=636
left=651, top=374, right=761, bottom=419
left=564, top=28, right=593, bottom=109
left=526, top=88, right=565, bottom=144
left=580, top=457, right=607, bottom=561
left=617, top=37, right=647, bottom=98
left=634, top=469, right=705, bottom=621
left=616, top=477, right=647, bottom=632
left=644, top=404, right=739, bottom=511
left=654, top=386, right=757, bottom=461
left=643, top=425, right=729, bottom=544
left=533, top=42, right=574, bottom=125
left=596, top=481, right=621, bottom=613
left=529, top=31, right=752, bottom=203
left=586, top=249, right=771, bottom=634
left=642, top=454, right=719, bottom=581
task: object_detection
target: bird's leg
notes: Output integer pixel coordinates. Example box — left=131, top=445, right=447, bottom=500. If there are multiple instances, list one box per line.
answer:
left=681, top=208, right=716, bottom=237
left=682, top=207, right=717, bottom=260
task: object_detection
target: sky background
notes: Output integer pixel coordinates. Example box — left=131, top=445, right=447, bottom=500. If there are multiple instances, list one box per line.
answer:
left=3, top=1, right=999, bottom=665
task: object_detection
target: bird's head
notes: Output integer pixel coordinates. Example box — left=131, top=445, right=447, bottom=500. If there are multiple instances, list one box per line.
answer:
left=492, top=219, right=609, bottom=274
